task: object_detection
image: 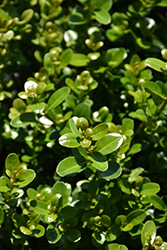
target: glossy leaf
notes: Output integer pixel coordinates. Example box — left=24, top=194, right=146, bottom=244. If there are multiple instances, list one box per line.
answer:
left=88, top=151, right=108, bottom=171
left=143, top=81, right=165, bottom=99
left=11, top=112, right=36, bottom=128
left=30, top=200, right=49, bottom=215
left=20, top=226, right=32, bottom=235
left=69, top=53, right=90, bottom=66
left=69, top=117, right=81, bottom=136
left=150, top=195, right=166, bottom=211
left=47, top=87, right=70, bottom=111
left=46, top=224, right=61, bottom=244
left=5, top=153, right=20, bottom=178
left=52, top=181, right=70, bottom=206
left=91, top=0, right=112, bottom=10
left=32, top=224, right=45, bottom=238
left=59, top=133, right=80, bottom=148
left=92, top=123, right=108, bottom=140
left=14, top=169, right=36, bottom=188
left=126, top=210, right=146, bottom=226
left=141, top=220, right=156, bottom=246
left=146, top=58, right=164, bottom=72
left=106, top=224, right=121, bottom=242
left=140, top=182, right=160, bottom=196
left=93, top=9, right=111, bottom=25
left=100, top=161, right=122, bottom=180
left=57, top=156, right=86, bottom=176
left=95, top=133, right=123, bottom=155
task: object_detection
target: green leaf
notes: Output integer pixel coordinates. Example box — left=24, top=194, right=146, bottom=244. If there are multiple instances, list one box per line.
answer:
left=143, top=81, right=165, bottom=99
left=141, top=220, right=156, bottom=246
left=121, top=118, right=134, bottom=136
left=30, top=200, right=49, bottom=215
left=20, top=226, right=32, bottom=235
left=31, top=102, right=46, bottom=114
left=57, top=156, right=86, bottom=176
left=0, top=8, right=9, bottom=19
left=92, top=123, right=108, bottom=140
left=118, top=179, right=131, bottom=194
left=27, top=188, right=38, bottom=200
left=107, top=243, right=128, bottom=250
left=70, top=13, right=87, bottom=25
left=146, top=58, right=165, bottom=72
left=66, top=229, right=81, bottom=243
left=100, top=161, right=122, bottom=180
left=11, top=112, right=36, bottom=128
left=74, top=103, right=91, bottom=120
left=59, top=133, right=80, bottom=148
left=150, top=195, right=166, bottom=211
left=0, top=207, right=4, bottom=226
left=58, top=48, right=73, bottom=70
left=93, top=9, right=111, bottom=25
left=0, top=178, right=10, bottom=192
left=156, top=0, right=167, bottom=6
left=106, top=223, right=121, bottom=242
left=129, top=109, right=148, bottom=122
left=59, top=205, right=77, bottom=220
left=128, top=167, right=144, bottom=183
left=88, top=152, right=108, bottom=171
left=91, top=0, right=113, bottom=10
left=69, top=53, right=90, bottom=67
left=127, top=144, right=142, bottom=156
left=5, top=153, right=20, bottom=178
left=140, top=182, right=160, bottom=196
left=69, top=118, right=81, bottom=136
left=14, top=169, right=36, bottom=188
left=47, top=87, right=70, bottom=111
left=95, top=133, right=123, bottom=155
left=126, top=210, right=146, bottom=226
left=32, top=224, right=45, bottom=238
left=21, top=9, right=34, bottom=24
left=52, top=181, right=70, bottom=206
left=46, top=224, right=61, bottom=244
left=92, top=231, right=106, bottom=246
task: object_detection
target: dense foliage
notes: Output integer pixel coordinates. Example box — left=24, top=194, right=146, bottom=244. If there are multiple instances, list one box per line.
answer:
left=1, top=0, right=167, bottom=249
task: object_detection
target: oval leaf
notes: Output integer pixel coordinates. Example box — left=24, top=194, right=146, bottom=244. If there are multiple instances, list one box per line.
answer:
left=92, top=123, right=108, bottom=140
left=88, top=152, right=108, bottom=171
left=95, top=133, right=123, bottom=155
left=5, top=153, right=20, bottom=178
left=100, top=161, right=122, bottom=180
left=57, top=156, right=86, bottom=177
left=11, top=112, right=36, bottom=128
left=69, top=53, right=90, bottom=67
left=150, top=195, right=166, bottom=211
left=141, top=220, right=156, bottom=246
left=126, top=209, right=146, bottom=226
left=14, top=169, right=36, bottom=188
left=146, top=58, right=165, bottom=72
left=140, top=182, right=160, bottom=196
left=59, top=133, right=80, bottom=148
left=47, top=87, right=70, bottom=111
